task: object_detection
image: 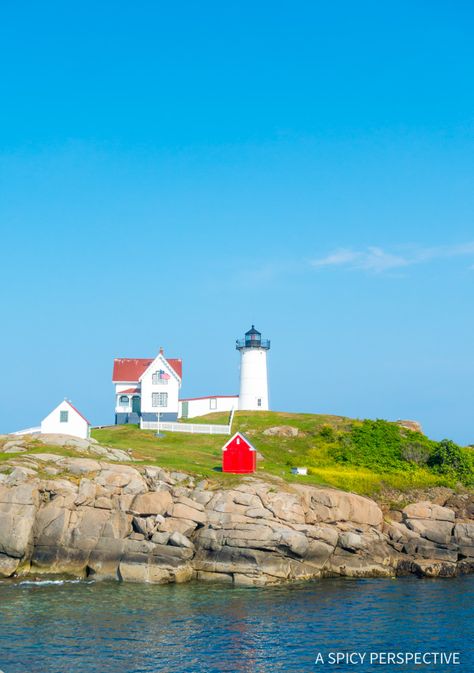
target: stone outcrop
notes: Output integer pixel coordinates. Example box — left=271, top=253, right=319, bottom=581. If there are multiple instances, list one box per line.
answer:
left=396, top=420, right=423, bottom=433
left=0, top=454, right=472, bottom=585
left=263, top=426, right=299, bottom=437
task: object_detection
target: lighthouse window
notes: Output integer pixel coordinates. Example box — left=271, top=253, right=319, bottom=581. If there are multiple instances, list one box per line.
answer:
left=257, top=398, right=262, bottom=407
left=209, top=398, right=217, bottom=410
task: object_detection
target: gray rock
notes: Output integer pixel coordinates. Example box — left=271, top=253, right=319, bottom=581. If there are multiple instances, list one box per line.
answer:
left=196, top=570, right=233, bottom=583
left=130, top=491, right=172, bottom=516
left=5, top=467, right=36, bottom=485
left=0, top=507, right=36, bottom=558
left=159, top=517, right=197, bottom=536
left=169, top=532, right=195, bottom=550
left=170, top=472, right=188, bottom=483
left=75, top=479, right=96, bottom=506
left=278, top=529, right=309, bottom=557
left=176, top=495, right=205, bottom=512
left=338, top=531, right=365, bottom=552
left=192, top=491, right=214, bottom=506
left=263, top=426, right=299, bottom=437
left=406, top=519, right=454, bottom=545
left=306, top=488, right=383, bottom=527
left=260, top=491, right=306, bottom=524
left=170, top=502, right=207, bottom=524
left=132, top=516, right=149, bottom=536
left=151, top=531, right=170, bottom=545
left=454, top=523, right=474, bottom=545
left=58, top=458, right=101, bottom=475
left=27, top=453, right=63, bottom=463
left=403, top=502, right=455, bottom=522
left=0, top=553, right=19, bottom=577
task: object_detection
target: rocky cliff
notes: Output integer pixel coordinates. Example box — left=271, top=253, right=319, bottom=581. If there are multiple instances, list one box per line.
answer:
left=0, top=454, right=473, bottom=585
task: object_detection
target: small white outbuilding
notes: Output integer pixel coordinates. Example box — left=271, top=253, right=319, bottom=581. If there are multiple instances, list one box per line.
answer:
left=40, top=400, right=91, bottom=439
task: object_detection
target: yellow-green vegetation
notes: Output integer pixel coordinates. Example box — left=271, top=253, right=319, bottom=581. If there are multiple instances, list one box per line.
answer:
left=92, top=411, right=474, bottom=496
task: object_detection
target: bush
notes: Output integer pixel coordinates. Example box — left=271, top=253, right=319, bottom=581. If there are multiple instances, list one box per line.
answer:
left=318, top=425, right=336, bottom=441
left=401, top=442, right=431, bottom=466
left=330, top=419, right=433, bottom=472
left=428, top=439, right=474, bottom=486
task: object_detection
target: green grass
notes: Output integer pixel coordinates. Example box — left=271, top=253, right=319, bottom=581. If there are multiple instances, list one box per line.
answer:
left=91, top=411, right=472, bottom=496
left=3, top=412, right=470, bottom=497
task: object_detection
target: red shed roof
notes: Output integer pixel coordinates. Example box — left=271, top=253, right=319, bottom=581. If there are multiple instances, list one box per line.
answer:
left=65, top=400, right=91, bottom=426
left=112, top=357, right=182, bottom=382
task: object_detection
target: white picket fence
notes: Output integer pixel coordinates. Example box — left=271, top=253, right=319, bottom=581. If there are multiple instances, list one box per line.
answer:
left=141, top=408, right=235, bottom=435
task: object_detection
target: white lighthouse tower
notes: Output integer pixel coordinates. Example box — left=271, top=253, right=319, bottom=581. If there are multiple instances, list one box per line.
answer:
left=236, top=325, right=270, bottom=411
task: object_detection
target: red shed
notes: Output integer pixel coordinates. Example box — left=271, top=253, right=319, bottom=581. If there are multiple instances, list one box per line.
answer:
left=222, top=432, right=257, bottom=474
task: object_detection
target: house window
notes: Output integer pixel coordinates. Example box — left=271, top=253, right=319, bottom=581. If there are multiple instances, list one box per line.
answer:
left=60, top=410, right=68, bottom=423
left=209, top=398, right=217, bottom=410
left=257, top=398, right=262, bottom=407
left=152, top=392, right=168, bottom=407
left=152, top=370, right=169, bottom=385
left=119, top=395, right=129, bottom=406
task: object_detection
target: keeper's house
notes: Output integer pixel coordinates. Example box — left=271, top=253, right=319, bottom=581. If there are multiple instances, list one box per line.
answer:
left=112, top=348, right=182, bottom=424
left=179, top=395, right=238, bottom=419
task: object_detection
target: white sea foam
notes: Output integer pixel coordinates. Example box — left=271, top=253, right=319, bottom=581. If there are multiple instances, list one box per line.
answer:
left=16, top=579, right=93, bottom=587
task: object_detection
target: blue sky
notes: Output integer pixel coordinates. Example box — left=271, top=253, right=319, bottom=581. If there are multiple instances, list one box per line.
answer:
left=1, top=2, right=473, bottom=443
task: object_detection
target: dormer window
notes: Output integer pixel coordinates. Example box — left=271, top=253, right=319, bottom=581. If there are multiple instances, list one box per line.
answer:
left=152, top=370, right=170, bottom=385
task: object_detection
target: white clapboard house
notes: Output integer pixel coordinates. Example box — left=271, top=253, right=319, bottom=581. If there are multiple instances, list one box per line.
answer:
left=178, top=395, right=238, bottom=419
left=112, top=348, right=183, bottom=424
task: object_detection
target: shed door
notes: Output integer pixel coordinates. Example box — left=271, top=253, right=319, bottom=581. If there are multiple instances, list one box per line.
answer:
left=181, top=401, right=189, bottom=419
left=132, top=396, right=141, bottom=414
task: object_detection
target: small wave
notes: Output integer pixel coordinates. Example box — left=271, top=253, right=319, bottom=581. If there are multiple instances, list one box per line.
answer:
left=16, top=579, right=94, bottom=587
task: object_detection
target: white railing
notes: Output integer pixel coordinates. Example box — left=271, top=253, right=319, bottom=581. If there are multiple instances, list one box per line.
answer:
left=140, top=420, right=231, bottom=434
left=11, top=426, right=41, bottom=436
left=140, top=407, right=236, bottom=435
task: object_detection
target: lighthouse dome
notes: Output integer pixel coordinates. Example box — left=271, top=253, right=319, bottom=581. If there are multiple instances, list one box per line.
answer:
left=236, top=325, right=270, bottom=350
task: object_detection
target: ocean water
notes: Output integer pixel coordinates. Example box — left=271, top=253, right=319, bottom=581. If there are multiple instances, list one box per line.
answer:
left=0, top=576, right=472, bottom=673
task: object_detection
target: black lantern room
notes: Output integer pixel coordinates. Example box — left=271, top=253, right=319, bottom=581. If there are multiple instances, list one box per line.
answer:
left=236, top=325, right=270, bottom=350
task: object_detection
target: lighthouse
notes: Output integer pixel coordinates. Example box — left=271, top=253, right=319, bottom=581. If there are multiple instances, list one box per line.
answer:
left=236, top=325, right=270, bottom=411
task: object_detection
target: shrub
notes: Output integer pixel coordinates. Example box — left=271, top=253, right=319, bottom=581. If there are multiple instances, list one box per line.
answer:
left=401, top=442, right=431, bottom=466
left=318, top=425, right=336, bottom=441
left=428, top=439, right=474, bottom=486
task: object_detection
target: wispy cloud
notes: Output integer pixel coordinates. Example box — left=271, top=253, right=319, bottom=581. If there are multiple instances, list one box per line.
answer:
left=311, top=243, right=474, bottom=274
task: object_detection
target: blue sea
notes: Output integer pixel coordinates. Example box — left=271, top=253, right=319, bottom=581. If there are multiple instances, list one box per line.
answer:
left=0, top=576, right=472, bottom=673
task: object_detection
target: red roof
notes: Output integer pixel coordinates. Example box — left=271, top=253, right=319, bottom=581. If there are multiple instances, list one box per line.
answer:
left=65, top=400, right=91, bottom=425
left=112, top=357, right=182, bottom=382
left=167, top=358, right=183, bottom=379
left=118, top=387, right=141, bottom=395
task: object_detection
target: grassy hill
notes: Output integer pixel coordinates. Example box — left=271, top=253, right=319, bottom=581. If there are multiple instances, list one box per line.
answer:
left=92, top=411, right=474, bottom=496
